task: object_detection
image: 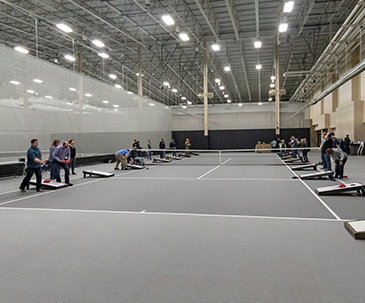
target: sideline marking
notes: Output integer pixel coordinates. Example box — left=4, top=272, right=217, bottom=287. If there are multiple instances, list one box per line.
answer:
left=113, top=176, right=297, bottom=182
left=279, top=155, right=341, bottom=220
left=0, top=206, right=345, bottom=222
left=197, top=158, right=231, bottom=179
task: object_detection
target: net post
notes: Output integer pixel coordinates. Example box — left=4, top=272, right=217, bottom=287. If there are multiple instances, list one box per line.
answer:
left=219, top=150, right=222, bottom=164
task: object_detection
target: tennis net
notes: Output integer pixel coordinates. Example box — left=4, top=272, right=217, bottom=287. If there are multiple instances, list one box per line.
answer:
left=143, top=148, right=321, bottom=166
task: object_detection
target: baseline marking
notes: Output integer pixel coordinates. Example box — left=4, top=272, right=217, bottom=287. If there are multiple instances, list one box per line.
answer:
left=197, top=158, right=231, bottom=179
left=279, top=156, right=341, bottom=220
left=0, top=206, right=346, bottom=222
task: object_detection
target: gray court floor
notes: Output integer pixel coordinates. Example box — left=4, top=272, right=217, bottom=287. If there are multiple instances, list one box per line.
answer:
left=1, top=154, right=365, bottom=303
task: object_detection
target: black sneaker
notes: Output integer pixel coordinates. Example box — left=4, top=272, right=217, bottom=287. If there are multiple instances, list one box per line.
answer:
left=72, top=172, right=77, bottom=175
left=37, top=189, right=44, bottom=192
left=67, top=183, right=73, bottom=186
left=19, top=187, right=26, bottom=193
left=114, top=168, right=119, bottom=170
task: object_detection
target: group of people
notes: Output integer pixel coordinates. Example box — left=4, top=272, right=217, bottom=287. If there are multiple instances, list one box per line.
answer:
left=272, top=137, right=309, bottom=162
left=272, top=132, right=350, bottom=180
left=19, top=138, right=76, bottom=192
left=319, top=132, right=349, bottom=179
left=114, top=138, right=192, bottom=170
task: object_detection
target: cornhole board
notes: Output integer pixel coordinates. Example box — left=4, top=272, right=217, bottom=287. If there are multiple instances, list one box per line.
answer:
left=344, top=220, right=365, bottom=239
left=166, top=156, right=183, bottom=160
left=284, top=158, right=301, bottom=163
left=299, top=171, right=333, bottom=180
left=152, top=158, right=171, bottom=163
left=83, top=170, right=114, bottom=178
left=315, top=183, right=365, bottom=196
left=127, top=164, right=145, bottom=169
left=291, top=163, right=317, bottom=171
left=28, top=179, right=69, bottom=189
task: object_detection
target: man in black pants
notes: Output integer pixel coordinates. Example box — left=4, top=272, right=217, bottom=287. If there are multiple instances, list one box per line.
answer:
left=159, top=138, right=166, bottom=158
left=19, top=138, right=46, bottom=192
left=53, top=141, right=73, bottom=186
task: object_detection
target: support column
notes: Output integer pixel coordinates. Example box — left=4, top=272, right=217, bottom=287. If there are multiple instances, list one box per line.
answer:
left=77, top=52, right=83, bottom=74
left=137, top=47, right=143, bottom=96
left=275, top=37, right=280, bottom=135
left=203, top=40, right=209, bottom=149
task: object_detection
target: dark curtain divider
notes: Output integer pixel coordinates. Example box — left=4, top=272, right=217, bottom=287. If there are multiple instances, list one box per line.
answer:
left=172, top=128, right=311, bottom=150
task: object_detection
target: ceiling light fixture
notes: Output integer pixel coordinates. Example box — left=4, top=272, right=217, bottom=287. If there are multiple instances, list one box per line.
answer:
left=270, top=84, right=275, bottom=88
left=172, top=88, right=178, bottom=93
left=10, top=81, right=20, bottom=85
left=109, top=74, right=117, bottom=79
left=162, top=15, right=175, bottom=26
left=187, top=101, right=192, bottom=104
left=98, top=52, right=109, bottom=59
left=163, top=81, right=169, bottom=86
left=227, top=99, right=231, bottom=103
left=215, top=78, right=221, bottom=83
left=69, top=87, right=77, bottom=91
left=92, top=39, right=105, bottom=48
left=224, top=66, right=231, bottom=72
left=45, top=96, right=53, bottom=99
left=254, top=41, right=262, bottom=48
left=102, top=100, right=109, bottom=103
left=224, top=94, right=229, bottom=98
left=256, top=64, right=262, bottom=70
left=212, top=44, right=220, bottom=51
left=27, top=90, right=35, bottom=93
left=283, top=1, right=294, bottom=13
left=85, top=93, right=92, bottom=97
left=14, top=46, right=29, bottom=54
left=56, top=23, right=73, bottom=33
left=271, top=76, right=276, bottom=80
left=268, top=97, right=273, bottom=101
left=179, top=33, right=189, bottom=41
left=219, top=86, right=225, bottom=90
left=181, top=96, right=187, bottom=100
left=279, top=23, right=288, bottom=33
left=115, top=84, right=122, bottom=89
left=64, top=54, right=76, bottom=62
left=127, top=91, right=133, bottom=94
left=33, top=79, right=43, bottom=83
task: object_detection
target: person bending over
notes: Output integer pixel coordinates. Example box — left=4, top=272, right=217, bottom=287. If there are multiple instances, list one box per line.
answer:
left=326, top=148, right=348, bottom=179
left=19, top=138, right=46, bottom=193
left=53, top=141, right=73, bottom=186
left=129, top=146, right=144, bottom=165
left=115, top=149, right=130, bottom=170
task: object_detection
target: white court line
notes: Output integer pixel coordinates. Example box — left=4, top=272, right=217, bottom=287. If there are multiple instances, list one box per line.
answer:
left=112, top=176, right=297, bottom=182
left=278, top=156, right=341, bottom=220
left=197, top=158, right=231, bottom=179
left=0, top=168, right=149, bottom=207
left=0, top=206, right=347, bottom=222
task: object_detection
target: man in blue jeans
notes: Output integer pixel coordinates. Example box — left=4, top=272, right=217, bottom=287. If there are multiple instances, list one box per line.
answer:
left=19, top=138, right=46, bottom=192
left=319, top=132, right=327, bottom=169
left=321, top=133, right=333, bottom=171
left=53, top=141, right=73, bottom=186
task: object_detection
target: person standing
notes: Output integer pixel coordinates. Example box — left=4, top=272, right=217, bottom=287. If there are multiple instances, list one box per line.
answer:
left=290, top=136, right=299, bottom=158
left=170, top=138, right=177, bottom=157
left=326, top=148, right=348, bottom=179
left=53, top=141, right=72, bottom=186
left=300, top=138, right=309, bottom=163
left=271, top=139, right=277, bottom=153
left=185, top=138, right=191, bottom=157
left=159, top=138, right=166, bottom=159
left=19, top=138, right=46, bottom=192
left=48, top=139, right=60, bottom=180
left=319, top=132, right=327, bottom=169
left=69, top=139, right=77, bottom=175
left=147, top=139, right=152, bottom=160
left=115, top=149, right=130, bottom=170
left=344, top=134, right=351, bottom=154
left=321, top=133, right=333, bottom=171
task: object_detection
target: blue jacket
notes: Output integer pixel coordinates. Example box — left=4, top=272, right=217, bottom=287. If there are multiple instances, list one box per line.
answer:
left=116, top=149, right=129, bottom=156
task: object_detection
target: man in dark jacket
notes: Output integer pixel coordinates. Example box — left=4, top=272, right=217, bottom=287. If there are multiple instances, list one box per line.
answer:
left=322, top=133, right=333, bottom=171
left=170, top=139, right=177, bottom=157
left=159, top=138, right=166, bottom=158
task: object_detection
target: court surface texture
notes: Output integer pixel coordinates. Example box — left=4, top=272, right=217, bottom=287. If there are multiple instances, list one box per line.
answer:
left=1, top=153, right=364, bottom=303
